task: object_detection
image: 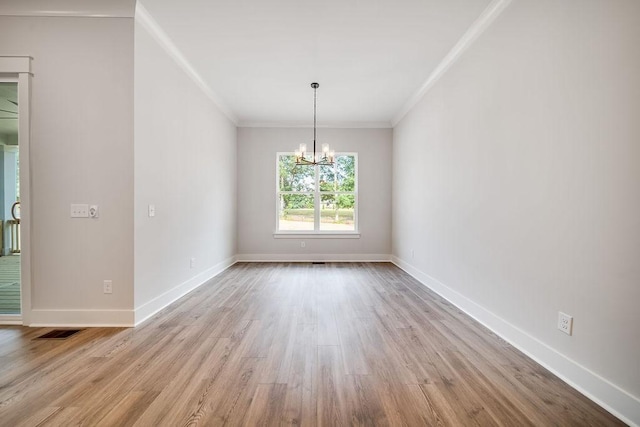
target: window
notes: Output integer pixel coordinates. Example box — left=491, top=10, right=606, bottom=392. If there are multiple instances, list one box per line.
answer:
left=277, top=153, right=357, bottom=233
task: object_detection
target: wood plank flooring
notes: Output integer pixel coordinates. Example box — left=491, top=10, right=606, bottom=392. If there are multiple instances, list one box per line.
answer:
left=0, top=262, right=624, bottom=426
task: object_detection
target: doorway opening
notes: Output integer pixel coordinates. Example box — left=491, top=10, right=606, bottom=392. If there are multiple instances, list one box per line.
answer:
left=0, top=82, right=20, bottom=316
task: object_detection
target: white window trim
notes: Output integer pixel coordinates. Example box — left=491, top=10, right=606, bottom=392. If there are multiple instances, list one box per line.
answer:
left=273, top=232, right=360, bottom=239
left=275, top=152, right=359, bottom=238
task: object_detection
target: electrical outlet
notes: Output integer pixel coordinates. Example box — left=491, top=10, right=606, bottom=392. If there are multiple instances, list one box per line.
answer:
left=301, top=241, right=306, bottom=248
left=89, top=205, right=99, bottom=218
left=411, top=249, right=415, bottom=258
left=103, top=280, right=113, bottom=294
left=148, top=204, right=155, bottom=217
left=558, top=312, right=573, bottom=335
left=190, top=257, right=196, bottom=268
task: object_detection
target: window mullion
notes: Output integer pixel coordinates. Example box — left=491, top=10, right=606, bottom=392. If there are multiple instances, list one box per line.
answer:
left=314, top=164, right=320, bottom=231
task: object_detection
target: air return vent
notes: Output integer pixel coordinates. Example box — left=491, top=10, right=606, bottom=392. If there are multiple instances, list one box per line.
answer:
left=36, top=329, right=83, bottom=340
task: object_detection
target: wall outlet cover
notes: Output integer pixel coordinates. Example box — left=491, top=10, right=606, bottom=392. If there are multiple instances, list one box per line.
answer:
left=103, top=280, right=113, bottom=294
left=558, top=311, right=573, bottom=335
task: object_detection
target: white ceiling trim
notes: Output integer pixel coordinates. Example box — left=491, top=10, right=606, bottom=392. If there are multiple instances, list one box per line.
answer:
left=135, top=2, right=239, bottom=125
left=0, top=0, right=136, bottom=17
left=391, top=0, right=513, bottom=127
left=239, top=121, right=392, bottom=129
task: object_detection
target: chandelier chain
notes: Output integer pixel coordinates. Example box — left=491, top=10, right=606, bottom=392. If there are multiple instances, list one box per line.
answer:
left=294, top=82, right=334, bottom=166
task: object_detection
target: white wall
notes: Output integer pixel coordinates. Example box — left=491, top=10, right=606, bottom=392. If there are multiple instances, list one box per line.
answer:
left=0, top=16, right=135, bottom=325
left=237, top=127, right=391, bottom=260
left=133, top=21, right=237, bottom=323
left=0, top=10, right=237, bottom=326
left=392, top=0, right=640, bottom=423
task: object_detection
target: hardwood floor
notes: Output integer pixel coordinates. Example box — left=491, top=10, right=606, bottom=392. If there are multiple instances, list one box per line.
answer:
left=0, top=262, right=624, bottom=426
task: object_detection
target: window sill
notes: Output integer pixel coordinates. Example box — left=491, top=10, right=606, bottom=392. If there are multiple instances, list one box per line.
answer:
left=273, top=232, right=360, bottom=239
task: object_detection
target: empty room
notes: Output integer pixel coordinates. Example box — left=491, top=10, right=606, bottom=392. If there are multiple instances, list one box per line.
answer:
left=0, top=0, right=638, bottom=425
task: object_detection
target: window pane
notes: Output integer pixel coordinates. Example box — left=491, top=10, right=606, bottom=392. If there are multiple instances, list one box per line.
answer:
left=279, top=194, right=314, bottom=231
left=279, top=155, right=315, bottom=192
left=318, top=164, right=335, bottom=192
left=336, top=155, right=355, bottom=191
left=320, top=194, right=355, bottom=231
left=319, top=155, right=355, bottom=192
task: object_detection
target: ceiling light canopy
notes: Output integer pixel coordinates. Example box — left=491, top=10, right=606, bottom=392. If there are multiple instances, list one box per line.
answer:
left=294, top=83, right=334, bottom=166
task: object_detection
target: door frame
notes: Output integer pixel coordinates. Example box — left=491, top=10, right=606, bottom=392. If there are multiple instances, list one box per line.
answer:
left=0, top=56, right=32, bottom=325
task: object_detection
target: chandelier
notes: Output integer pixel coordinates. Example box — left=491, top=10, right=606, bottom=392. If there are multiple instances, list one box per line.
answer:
left=294, top=82, right=334, bottom=166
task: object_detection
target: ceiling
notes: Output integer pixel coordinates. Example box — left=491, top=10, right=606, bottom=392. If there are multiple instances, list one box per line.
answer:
left=138, top=0, right=492, bottom=127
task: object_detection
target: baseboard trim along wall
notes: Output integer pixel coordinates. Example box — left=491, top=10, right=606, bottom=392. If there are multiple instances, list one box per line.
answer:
left=391, top=256, right=640, bottom=427
left=134, top=255, right=237, bottom=326
left=28, top=309, right=135, bottom=328
left=0, top=315, right=23, bottom=325
left=236, top=253, right=391, bottom=262
left=26, top=256, right=238, bottom=328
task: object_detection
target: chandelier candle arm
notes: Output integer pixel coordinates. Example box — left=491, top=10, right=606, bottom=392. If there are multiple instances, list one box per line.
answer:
left=294, top=82, right=334, bottom=166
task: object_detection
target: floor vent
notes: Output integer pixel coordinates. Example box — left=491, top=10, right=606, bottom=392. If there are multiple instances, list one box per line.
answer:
left=36, top=329, right=83, bottom=340
left=312, top=262, right=326, bottom=265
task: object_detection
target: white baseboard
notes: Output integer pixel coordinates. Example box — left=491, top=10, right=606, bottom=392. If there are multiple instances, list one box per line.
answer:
left=236, top=253, right=391, bottom=262
left=134, top=255, right=237, bottom=326
left=0, top=314, right=22, bottom=325
left=28, top=309, right=135, bottom=327
left=391, top=256, right=640, bottom=427
left=25, top=257, right=237, bottom=328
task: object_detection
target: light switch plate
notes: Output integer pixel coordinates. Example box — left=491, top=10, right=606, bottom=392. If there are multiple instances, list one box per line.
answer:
left=71, top=204, right=89, bottom=218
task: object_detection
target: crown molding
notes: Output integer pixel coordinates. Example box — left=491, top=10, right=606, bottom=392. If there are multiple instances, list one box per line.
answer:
left=135, top=2, right=239, bottom=125
left=239, top=121, right=392, bottom=129
left=0, top=0, right=136, bottom=18
left=391, top=0, right=513, bottom=127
